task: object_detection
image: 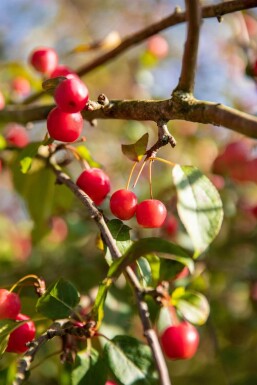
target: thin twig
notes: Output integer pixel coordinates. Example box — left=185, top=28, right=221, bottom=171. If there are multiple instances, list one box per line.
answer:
left=175, top=0, right=202, bottom=94
left=51, top=165, right=171, bottom=385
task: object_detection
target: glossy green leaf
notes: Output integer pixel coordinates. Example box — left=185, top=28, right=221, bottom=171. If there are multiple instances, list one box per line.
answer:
left=0, top=319, right=24, bottom=356
left=171, top=288, right=210, bottom=325
left=121, top=133, right=149, bottom=162
left=103, top=335, right=158, bottom=385
left=108, top=237, right=193, bottom=280
left=105, top=219, right=132, bottom=265
left=36, top=278, right=80, bottom=320
left=72, top=349, right=107, bottom=385
left=172, top=165, right=223, bottom=257
left=20, top=156, right=33, bottom=174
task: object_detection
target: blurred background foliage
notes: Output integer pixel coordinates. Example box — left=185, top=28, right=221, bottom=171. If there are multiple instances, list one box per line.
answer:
left=0, top=0, right=257, bottom=384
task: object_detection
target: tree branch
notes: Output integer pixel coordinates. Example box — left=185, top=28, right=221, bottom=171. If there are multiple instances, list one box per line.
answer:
left=21, top=0, right=257, bottom=105
left=175, top=0, right=202, bottom=94
left=52, top=166, right=171, bottom=385
left=2, top=96, right=257, bottom=139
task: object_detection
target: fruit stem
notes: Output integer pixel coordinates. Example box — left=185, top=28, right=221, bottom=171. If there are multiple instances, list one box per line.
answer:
left=132, top=159, right=147, bottom=188
left=149, top=159, right=153, bottom=199
left=149, top=156, right=176, bottom=167
left=9, top=274, right=41, bottom=292
left=169, top=305, right=180, bottom=326
left=126, top=161, right=137, bottom=190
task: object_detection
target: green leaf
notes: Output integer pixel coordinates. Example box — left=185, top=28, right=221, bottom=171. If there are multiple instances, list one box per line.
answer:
left=121, top=133, right=149, bottom=162
left=42, top=76, right=66, bottom=94
left=103, top=335, right=158, bottom=385
left=171, top=288, right=210, bottom=325
left=72, top=349, right=107, bottom=385
left=0, top=135, right=6, bottom=150
left=12, top=165, right=56, bottom=242
left=36, top=278, right=80, bottom=320
left=172, top=165, right=223, bottom=257
left=0, top=319, right=24, bottom=356
left=108, top=237, right=193, bottom=280
left=16, top=142, right=43, bottom=174
left=76, top=146, right=101, bottom=168
left=92, top=278, right=113, bottom=326
left=136, top=257, right=152, bottom=287
left=105, top=219, right=132, bottom=265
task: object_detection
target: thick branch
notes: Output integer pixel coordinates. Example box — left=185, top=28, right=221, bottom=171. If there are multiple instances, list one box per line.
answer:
left=2, top=97, right=257, bottom=139
left=175, top=0, right=202, bottom=93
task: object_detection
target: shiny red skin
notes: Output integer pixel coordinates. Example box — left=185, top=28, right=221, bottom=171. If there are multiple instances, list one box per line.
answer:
left=6, top=313, right=36, bottom=353
left=110, top=189, right=138, bottom=220
left=161, top=322, right=199, bottom=360
left=54, top=77, right=89, bottom=113
left=136, top=199, right=167, bottom=228
left=105, top=382, right=117, bottom=385
left=76, top=168, right=111, bottom=205
left=0, top=90, right=5, bottom=110
left=0, top=289, right=21, bottom=320
left=47, top=107, right=83, bottom=142
left=5, top=124, right=29, bottom=148
left=50, top=65, right=76, bottom=78
left=30, top=47, right=58, bottom=74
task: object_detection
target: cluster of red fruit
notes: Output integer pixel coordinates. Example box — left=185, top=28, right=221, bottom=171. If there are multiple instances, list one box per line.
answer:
left=0, top=289, right=35, bottom=353
left=76, top=168, right=167, bottom=228
left=29, top=47, right=89, bottom=143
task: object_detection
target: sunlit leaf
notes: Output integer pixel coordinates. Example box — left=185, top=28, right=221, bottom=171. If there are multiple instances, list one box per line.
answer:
left=36, top=278, right=80, bottom=319
left=172, top=165, right=223, bottom=258
left=72, top=349, right=107, bottom=385
left=91, top=278, right=113, bottom=326
left=122, top=133, right=149, bottom=162
left=76, top=146, right=101, bottom=168
left=108, top=237, right=193, bottom=280
left=171, top=288, right=210, bottom=325
left=103, top=335, right=158, bottom=385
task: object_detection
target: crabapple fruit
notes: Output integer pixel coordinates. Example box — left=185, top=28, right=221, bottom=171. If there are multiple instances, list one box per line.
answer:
left=147, top=35, right=169, bottom=58
left=30, top=47, right=58, bottom=74
left=76, top=168, right=111, bottom=205
left=54, top=77, right=89, bottom=113
left=6, top=313, right=36, bottom=354
left=161, top=322, right=199, bottom=360
left=5, top=123, right=29, bottom=148
left=11, top=77, right=31, bottom=96
left=0, top=289, right=21, bottom=320
left=136, top=199, right=167, bottom=228
left=110, top=189, right=138, bottom=220
left=50, top=65, right=76, bottom=78
left=164, top=214, right=178, bottom=237
left=47, top=107, right=83, bottom=142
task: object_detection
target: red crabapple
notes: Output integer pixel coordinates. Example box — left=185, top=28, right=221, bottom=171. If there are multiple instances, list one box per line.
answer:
left=5, top=123, right=29, bottom=148
left=76, top=168, right=111, bottom=205
left=6, top=313, right=36, bottom=354
left=161, top=322, right=199, bottom=360
left=54, top=77, right=89, bottom=113
left=105, top=382, right=117, bottom=385
left=11, top=77, right=31, bottom=96
left=47, top=107, right=83, bottom=142
left=50, top=65, right=76, bottom=78
left=110, top=189, right=138, bottom=220
left=164, top=214, right=178, bottom=237
left=0, top=289, right=21, bottom=320
left=147, top=35, right=169, bottom=58
left=136, top=199, right=167, bottom=228
left=0, top=90, right=5, bottom=110
left=30, top=47, right=58, bottom=74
